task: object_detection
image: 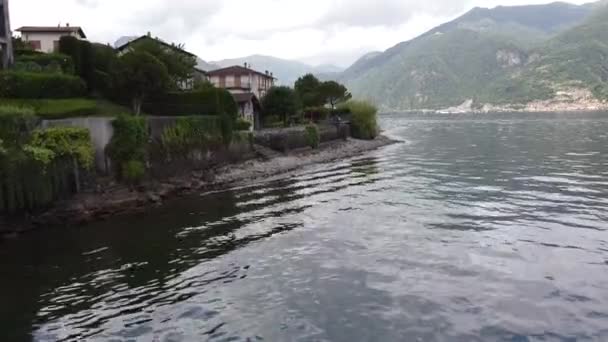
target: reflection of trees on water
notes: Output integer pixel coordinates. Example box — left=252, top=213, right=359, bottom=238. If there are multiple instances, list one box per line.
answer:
left=2, top=157, right=388, bottom=340
left=0, top=182, right=309, bottom=341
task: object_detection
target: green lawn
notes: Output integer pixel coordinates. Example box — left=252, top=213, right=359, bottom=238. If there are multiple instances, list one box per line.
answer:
left=0, top=98, right=134, bottom=119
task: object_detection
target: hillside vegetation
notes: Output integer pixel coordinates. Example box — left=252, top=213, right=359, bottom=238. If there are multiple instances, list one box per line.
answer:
left=336, top=1, right=608, bottom=111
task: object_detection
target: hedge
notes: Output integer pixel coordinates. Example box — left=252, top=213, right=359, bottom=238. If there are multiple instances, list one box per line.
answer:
left=0, top=71, right=86, bottom=99
left=106, top=115, right=148, bottom=179
left=0, top=107, right=94, bottom=213
left=339, top=101, right=378, bottom=140
left=159, top=116, right=223, bottom=160
left=142, top=88, right=238, bottom=118
left=14, top=53, right=75, bottom=74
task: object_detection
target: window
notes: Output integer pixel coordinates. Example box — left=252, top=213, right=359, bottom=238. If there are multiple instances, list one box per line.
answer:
left=29, top=40, right=42, bottom=51
left=53, top=40, right=60, bottom=52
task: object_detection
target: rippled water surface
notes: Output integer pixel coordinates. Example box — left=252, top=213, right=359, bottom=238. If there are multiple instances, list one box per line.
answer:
left=2, top=112, right=608, bottom=341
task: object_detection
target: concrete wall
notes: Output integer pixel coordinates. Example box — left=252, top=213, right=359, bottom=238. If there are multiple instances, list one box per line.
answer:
left=41, top=116, right=250, bottom=174
left=42, top=117, right=114, bottom=173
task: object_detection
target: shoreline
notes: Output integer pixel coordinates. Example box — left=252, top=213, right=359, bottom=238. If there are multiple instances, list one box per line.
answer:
left=1, top=136, right=398, bottom=238
left=385, top=107, right=608, bottom=115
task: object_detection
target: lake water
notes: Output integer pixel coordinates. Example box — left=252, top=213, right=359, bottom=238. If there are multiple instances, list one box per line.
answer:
left=2, top=112, right=608, bottom=341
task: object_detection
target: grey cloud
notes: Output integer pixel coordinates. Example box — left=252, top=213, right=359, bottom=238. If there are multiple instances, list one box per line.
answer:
left=318, top=0, right=470, bottom=27
left=75, top=0, right=99, bottom=7
left=127, top=1, right=223, bottom=43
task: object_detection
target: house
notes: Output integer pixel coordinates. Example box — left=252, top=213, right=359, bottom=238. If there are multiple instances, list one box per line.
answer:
left=207, top=63, right=276, bottom=100
left=116, top=34, right=205, bottom=90
left=232, top=92, right=262, bottom=131
left=15, top=24, right=86, bottom=53
left=0, top=0, right=13, bottom=68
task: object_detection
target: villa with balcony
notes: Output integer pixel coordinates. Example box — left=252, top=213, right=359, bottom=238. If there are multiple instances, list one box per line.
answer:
left=207, top=63, right=276, bottom=130
left=207, top=63, right=276, bottom=100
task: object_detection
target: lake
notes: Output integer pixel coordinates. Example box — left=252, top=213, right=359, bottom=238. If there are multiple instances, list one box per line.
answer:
left=1, top=112, right=608, bottom=341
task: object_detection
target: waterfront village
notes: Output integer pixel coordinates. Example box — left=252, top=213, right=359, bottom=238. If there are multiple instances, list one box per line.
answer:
left=0, top=6, right=385, bottom=234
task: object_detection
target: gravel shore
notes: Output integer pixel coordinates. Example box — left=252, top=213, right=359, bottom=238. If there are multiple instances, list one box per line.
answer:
left=215, top=135, right=398, bottom=187
left=1, top=136, right=398, bottom=236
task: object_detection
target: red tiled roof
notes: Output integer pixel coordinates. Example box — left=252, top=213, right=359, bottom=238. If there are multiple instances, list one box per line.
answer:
left=16, top=26, right=86, bottom=38
left=207, top=65, right=276, bottom=79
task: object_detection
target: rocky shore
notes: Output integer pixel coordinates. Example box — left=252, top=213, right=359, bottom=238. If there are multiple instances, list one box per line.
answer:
left=1, top=136, right=397, bottom=237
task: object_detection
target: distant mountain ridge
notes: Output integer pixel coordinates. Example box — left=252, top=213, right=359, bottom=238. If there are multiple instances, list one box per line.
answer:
left=332, top=0, right=608, bottom=111
left=211, top=55, right=344, bottom=85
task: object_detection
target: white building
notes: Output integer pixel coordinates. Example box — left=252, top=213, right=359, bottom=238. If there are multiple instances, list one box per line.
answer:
left=15, top=24, right=86, bottom=53
left=207, top=64, right=276, bottom=100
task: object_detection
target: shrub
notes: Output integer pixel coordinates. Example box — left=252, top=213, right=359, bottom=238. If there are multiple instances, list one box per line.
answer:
left=58, top=36, right=93, bottom=84
left=160, top=116, right=221, bottom=159
left=0, top=106, right=39, bottom=147
left=235, top=118, right=252, bottom=131
left=14, top=53, right=75, bottom=74
left=303, top=106, right=330, bottom=122
left=305, top=123, right=320, bottom=149
left=0, top=71, right=86, bottom=99
left=106, top=115, right=148, bottom=178
left=141, top=88, right=238, bottom=118
left=340, top=100, right=378, bottom=140
left=0, top=115, right=94, bottom=212
left=29, top=127, right=94, bottom=170
left=263, top=115, right=283, bottom=128
left=121, top=160, right=146, bottom=186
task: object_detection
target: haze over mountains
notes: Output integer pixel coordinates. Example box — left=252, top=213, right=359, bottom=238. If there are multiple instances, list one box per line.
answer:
left=211, top=55, right=343, bottom=85
left=332, top=0, right=608, bottom=111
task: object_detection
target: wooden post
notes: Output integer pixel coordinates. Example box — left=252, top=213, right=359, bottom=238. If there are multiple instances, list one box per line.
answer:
left=0, top=0, right=14, bottom=69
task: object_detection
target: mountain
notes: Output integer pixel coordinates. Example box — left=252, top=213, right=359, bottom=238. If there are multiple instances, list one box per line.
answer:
left=211, top=55, right=344, bottom=85
left=338, top=1, right=606, bottom=111
left=196, top=58, right=219, bottom=72
left=113, top=36, right=138, bottom=48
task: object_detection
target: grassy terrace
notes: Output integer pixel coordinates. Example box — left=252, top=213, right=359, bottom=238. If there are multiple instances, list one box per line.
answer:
left=0, top=99, right=133, bottom=120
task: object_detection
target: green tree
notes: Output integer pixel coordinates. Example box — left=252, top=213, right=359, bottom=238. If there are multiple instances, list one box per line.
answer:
left=118, top=50, right=170, bottom=115
left=295, top=74, right=324, bottom=107
left=130, top=37, right=197, bottom=89
left=262, top=86, right=300, bottom=126
left=319, top=81, right=352, bottom=109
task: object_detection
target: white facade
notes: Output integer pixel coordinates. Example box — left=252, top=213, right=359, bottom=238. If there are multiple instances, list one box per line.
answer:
left=22, top=32, right=74, bottom=53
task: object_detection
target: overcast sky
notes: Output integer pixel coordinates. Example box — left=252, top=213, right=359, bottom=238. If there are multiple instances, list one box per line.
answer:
left=10, top=0, right=591, bottom=67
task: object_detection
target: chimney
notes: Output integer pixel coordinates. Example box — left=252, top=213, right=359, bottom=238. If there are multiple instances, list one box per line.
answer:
left=147, top=31, right=151, bottom=37
left=66, top=23, right=70, bottom=27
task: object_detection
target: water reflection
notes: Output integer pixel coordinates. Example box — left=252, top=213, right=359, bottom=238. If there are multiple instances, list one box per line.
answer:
left=1, top=112, right=608, bottom=341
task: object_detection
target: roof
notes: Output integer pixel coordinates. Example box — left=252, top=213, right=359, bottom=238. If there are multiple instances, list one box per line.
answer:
left=231, top=92, right=259, bottom=104
left=116, top=35, right=197, bottom=58
left=193, top=67, right=208, bottom=75
left=16, top=26, right=87, bottom=38
left=207, top=65, right=276, bottom=80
